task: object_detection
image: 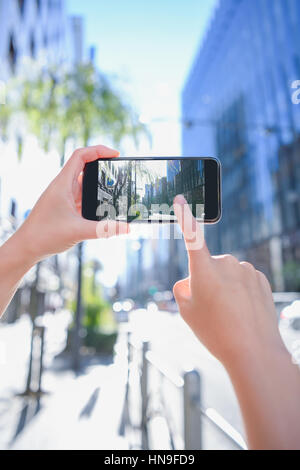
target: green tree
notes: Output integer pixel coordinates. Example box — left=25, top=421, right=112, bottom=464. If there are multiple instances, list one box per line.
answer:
left=0, top=99, right=13, bottom=143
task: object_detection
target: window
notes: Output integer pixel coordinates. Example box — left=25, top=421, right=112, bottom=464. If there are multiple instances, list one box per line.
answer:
left=36, top=0, right=41, bottom=14
left=8, top=34, right=17, bottom=74
left=30, top=33, right=36, bottom=59
left=18, top=0, right=26, bottom=17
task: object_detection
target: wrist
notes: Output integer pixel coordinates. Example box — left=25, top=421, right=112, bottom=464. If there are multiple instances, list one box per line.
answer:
left=2, top=229, right=39, bottom=276
left=223, top=339, right=290, bottom=380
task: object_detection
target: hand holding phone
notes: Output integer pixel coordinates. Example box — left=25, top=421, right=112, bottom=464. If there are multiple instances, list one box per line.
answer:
left=14, top=146, right=129, bottom=266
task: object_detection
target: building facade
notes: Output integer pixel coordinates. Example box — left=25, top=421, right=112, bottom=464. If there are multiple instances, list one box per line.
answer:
left=0, top=0, right=83, bottom=80
left=182, top=0, right=300, bottom=291
left=0, top=0, right=84, bottom=218
left=0, top=1, right=85, bottom=322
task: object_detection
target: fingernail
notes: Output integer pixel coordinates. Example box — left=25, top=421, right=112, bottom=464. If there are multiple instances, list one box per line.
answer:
left=174, top=195, right=187, bottom=205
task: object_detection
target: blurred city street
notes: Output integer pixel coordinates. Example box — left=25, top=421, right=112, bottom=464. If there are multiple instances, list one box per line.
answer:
left=1, top=303, right=299, bottom=450
left=0, top=307, right=243, bottom=450
left=0, top=311, right=129, bottom=450
left=129, top=308, right=243, bottom=432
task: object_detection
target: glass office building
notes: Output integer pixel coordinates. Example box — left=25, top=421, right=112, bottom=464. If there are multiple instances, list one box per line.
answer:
left=182, top=0, right=300, bottom=291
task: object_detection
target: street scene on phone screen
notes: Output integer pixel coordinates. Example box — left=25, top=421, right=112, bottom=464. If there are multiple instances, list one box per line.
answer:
left=97, top=159, right=205, bottom=222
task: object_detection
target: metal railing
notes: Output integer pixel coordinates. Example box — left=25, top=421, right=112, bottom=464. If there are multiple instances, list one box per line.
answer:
left=124, top=333, right=247, bottom=450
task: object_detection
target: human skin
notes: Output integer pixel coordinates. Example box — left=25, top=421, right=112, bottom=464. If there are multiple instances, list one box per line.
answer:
left=0, top=145, right=129, bottom=317
left=173, top=195, right=300, bottom=450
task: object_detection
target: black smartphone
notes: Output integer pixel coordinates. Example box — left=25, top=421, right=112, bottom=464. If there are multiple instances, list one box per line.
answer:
left=82, top=157, right=221, bottom=224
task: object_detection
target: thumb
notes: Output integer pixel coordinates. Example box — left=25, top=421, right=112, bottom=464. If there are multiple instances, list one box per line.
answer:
left=173, top=278, right=192, bottom=321
left=173, top=278, right=191, bottom=304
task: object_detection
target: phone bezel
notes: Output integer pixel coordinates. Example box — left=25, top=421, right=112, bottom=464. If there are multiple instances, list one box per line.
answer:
left=82, top=157, right=222, bottom=224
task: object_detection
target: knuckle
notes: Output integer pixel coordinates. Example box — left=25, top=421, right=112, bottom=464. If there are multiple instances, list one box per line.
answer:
left=73, top=147, right=84, bottom=160
left=240, top=261, right=256, bottom=272
left=173, top=279, right=189, bottom=302
left=173, top=281, right=183, bottom=298
left=257, top=270, right=270, bottom=285
left=224, top=254, right=239, bottom=265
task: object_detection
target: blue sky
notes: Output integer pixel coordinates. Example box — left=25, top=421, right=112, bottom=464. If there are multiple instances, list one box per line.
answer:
left=66, top=0, right=217, bottom=155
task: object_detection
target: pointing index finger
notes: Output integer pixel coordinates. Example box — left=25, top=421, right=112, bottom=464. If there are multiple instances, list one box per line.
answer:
left=174, top=194, right=211, bottom=273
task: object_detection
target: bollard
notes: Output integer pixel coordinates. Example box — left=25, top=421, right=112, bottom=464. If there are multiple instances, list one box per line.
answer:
left=23, top=325, right=46, bottom=397
left=37, top=326, right=45, bottom=395
left=6, top=288, right=22, bottom=324
left=141, top=341, right=150, bottom=450
left=127, top=331, right=132, bottom=364
left=119, top=331, right=131, bottom=436
left=25, top=323, right=35, bottom=394
left=183, top=369, right=202, bottom=450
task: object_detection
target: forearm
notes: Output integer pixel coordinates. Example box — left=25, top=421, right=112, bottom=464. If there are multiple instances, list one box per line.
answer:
left=0, top=231, right=36, bottom=319
left=225, top=344, right=300, bottom=450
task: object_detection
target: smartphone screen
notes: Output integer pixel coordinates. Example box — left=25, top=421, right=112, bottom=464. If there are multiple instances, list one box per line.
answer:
left=82, top=158, right=221, bottom=224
